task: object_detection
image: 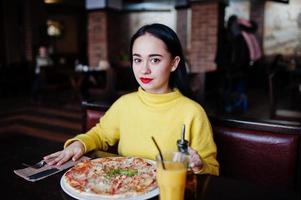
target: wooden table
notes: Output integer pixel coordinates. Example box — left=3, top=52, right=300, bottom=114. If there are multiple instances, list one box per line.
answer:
left=2, top=133, right=300, bottom=200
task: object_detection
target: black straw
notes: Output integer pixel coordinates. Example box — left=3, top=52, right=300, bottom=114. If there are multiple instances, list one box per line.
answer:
left=181, top=124, right=185, bottom=142
left=151, top=136, right=166, bottom=170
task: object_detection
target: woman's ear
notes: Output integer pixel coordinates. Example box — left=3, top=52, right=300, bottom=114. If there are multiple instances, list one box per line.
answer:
left=171, top=56, right=180, bottom=72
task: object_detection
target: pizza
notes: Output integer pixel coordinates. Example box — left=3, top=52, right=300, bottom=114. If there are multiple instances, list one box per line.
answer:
left=61, top=157, right=158, bottom=199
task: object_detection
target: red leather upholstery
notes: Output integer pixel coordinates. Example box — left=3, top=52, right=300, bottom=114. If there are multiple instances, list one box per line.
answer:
left=86, top=109, right=105, bottom=130
left=81, top=101, right=110, bottom=132
left=211, top=117, right=301, bottom=191
left=81, top=101, right=118, bottom=153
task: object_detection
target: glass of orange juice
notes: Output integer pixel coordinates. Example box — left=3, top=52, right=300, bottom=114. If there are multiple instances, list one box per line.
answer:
left=156, top=152, right=190, bottom=200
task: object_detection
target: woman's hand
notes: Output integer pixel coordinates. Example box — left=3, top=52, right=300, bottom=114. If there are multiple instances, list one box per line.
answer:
left=43, top=141, right=85, bottom=166
left=188, top=147, right=203, bottom=173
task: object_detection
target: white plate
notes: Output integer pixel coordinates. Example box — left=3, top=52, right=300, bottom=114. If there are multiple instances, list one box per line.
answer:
left=60, top=177, right=159, bottom=200
left=60, top=157, right=159, bottom=200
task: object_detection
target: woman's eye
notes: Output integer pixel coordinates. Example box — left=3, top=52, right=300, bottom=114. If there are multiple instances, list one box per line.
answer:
left=150, top=58, right=160, bottom=64
left=133, top=58, right=141, bottom=63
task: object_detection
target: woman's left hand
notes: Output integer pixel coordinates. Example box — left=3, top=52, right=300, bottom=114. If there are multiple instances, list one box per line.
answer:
left=188, top=147, right=203, bottom=173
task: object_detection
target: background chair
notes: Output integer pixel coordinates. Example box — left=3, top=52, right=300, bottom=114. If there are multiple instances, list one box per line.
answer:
left=81, top=101, right=118, bottom=154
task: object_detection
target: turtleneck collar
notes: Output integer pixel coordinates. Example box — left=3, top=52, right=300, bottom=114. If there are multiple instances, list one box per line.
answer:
left=137, top=87, right=183, bottom=108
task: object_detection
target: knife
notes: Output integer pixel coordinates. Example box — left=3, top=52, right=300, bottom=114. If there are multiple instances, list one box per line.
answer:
left=28, top=168, right=59, bottom=180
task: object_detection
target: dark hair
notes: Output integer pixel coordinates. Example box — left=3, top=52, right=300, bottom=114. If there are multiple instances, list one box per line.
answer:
left=129, top=23, right=193, bottom=98
left=227, top=15, right=238, bottom=29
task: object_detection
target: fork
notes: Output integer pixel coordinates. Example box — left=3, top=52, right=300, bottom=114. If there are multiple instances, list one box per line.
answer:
left=22, top=160, right=47, bottom=169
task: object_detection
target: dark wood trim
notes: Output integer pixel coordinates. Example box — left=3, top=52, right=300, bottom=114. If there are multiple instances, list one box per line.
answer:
left=209, top=115, right=301, bottom=134
left=175, top=5, right=190, bottom=9
left=189, top=0, right=222, bottom=5
left=268, top=0, right=289, bottom=4
left=0, top=1, right=6, bottom=67
left=86, top=7, right=122, bottom=12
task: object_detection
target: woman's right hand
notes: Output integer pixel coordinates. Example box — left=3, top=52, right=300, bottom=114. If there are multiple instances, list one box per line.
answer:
left=43, top=141, right=85, bottom=166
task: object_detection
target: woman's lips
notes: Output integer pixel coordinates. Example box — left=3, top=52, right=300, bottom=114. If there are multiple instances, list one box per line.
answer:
left=140, top=77, right=153, bottom=84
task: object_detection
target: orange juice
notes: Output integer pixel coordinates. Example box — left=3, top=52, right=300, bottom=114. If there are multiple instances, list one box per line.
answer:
left=156, top=162, right=187, bottom=200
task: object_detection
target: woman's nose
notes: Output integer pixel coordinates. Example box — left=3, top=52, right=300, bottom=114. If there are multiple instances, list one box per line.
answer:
left=140, top=62, right=151, bottom=74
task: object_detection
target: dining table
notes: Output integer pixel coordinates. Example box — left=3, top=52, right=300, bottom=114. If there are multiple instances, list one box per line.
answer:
left=2, top=132, right=300, bottom=200
left=55, top=67, right=108, bottom=100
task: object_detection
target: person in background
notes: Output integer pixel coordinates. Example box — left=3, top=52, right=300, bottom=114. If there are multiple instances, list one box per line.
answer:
left=216, top=15, right=261, bottom=114
left=44, top=23, right=219, bottom=175
left=31, top=45, right=53, bottom=102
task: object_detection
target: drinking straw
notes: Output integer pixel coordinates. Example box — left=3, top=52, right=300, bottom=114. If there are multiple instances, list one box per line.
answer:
left=151, top=136, right=166, bottom=170
left=181, top=124, right=185, bottom=143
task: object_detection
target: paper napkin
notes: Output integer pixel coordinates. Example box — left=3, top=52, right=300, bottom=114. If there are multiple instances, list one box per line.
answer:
left=14, top=156, right=90, bottom=182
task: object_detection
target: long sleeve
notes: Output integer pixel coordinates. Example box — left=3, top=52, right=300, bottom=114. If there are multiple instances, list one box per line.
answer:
left=189, top=110, right=219, bottom=176
left=64, top=99, right=122, bottom=152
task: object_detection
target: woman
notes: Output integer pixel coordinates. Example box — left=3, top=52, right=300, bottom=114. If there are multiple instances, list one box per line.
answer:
left=44, top=23, right=219, bottom=175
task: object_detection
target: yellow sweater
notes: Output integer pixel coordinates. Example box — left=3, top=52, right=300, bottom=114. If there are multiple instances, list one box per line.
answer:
left=66, top=87, right=219, bottom=175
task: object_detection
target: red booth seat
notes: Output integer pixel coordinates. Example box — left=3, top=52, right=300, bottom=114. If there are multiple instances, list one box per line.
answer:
left=210, top=117, right=301, bottom=191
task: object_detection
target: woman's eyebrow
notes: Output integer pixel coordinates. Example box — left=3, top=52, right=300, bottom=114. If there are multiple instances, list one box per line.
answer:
left=133, top=53, right=163, bottom=57
left=133, top=53, right=141, bottom=57
left=149, top=54, right=163, bottom=57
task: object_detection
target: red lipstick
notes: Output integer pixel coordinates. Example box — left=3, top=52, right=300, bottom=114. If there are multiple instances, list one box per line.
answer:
left=140, top=77, right=153, bottom=84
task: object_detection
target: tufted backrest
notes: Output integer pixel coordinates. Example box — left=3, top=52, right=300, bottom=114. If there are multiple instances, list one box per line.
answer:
left=81, top=101, right=110, bottom=132
left=210, top=117, right=301, bottom=191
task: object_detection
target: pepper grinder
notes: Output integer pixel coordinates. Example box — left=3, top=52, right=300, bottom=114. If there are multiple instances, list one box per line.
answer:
left=177, top=124, right=189, bottom=154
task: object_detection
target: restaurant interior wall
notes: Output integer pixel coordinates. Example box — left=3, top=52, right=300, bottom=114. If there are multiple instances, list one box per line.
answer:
left=225, top=0, right=301, bottom=59
left=87, top=7, right=176, bottom=67
left=0, top=1, right=5, bottom=69
left=2, top=0, right=298, bottom=68
left=43, top=2, right=87, bottom=67
left=0, top=0, right=87, bottom=97
left=1, top=0, right=300, bottom=116
left=47, top=15, right=79, bottom=55
left=0, top=0, right=48, bottom=97
left=264, top=0, right=301, bottom=57
left=1, top=0, right=29, bottom=65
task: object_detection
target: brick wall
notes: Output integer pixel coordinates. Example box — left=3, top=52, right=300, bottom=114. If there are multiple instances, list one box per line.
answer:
left=189, top=1, right=220, bottom=73
left=87, top=11, right=108, bottom=68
